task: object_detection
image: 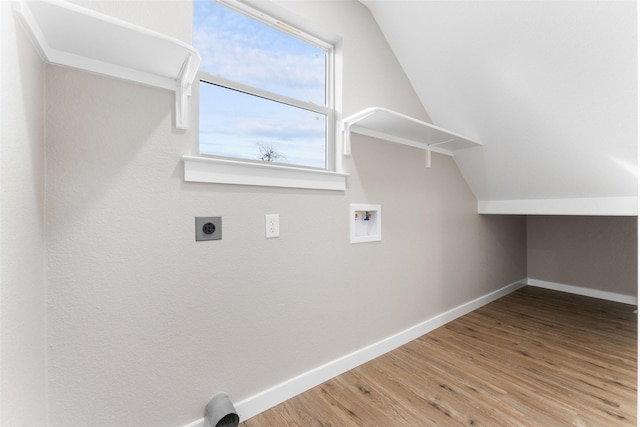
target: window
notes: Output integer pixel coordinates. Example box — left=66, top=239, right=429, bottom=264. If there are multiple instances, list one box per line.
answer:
left=186, top=0, right=345, bottom=190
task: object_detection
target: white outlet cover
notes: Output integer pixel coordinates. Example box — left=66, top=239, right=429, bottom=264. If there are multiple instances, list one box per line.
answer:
left=265, top=214, right=280, bottom=238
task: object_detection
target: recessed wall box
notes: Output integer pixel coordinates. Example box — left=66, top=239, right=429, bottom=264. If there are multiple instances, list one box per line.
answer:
left=350, top=204, right=381, bottom=243
left=195, top=216, right=222, bottom=241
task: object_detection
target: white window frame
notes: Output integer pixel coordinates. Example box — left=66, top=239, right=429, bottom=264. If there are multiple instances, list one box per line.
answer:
left=184, top=0, right=346, bottom=190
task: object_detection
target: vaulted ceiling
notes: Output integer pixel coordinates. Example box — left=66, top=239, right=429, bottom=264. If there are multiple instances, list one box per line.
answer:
left=361, top=0, right=637, bottom=215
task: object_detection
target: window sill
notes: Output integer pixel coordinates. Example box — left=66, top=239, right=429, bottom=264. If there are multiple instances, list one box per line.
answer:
left=183, top=156, right=348, bottom=191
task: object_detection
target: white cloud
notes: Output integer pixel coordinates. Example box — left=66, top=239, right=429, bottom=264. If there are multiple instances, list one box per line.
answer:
left=193, top=0, right=326, bottom=104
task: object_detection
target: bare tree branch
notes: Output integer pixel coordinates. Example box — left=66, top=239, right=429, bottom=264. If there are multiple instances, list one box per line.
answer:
left=257, top=142, right=285, bottom=162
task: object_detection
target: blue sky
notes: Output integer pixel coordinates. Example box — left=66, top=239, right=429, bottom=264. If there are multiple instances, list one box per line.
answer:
left=193, top=0, right=328, bottom=168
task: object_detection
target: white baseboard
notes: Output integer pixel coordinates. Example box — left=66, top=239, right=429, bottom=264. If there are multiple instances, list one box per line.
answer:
left=526, top=278, right=638, bottom=305
left=182, top=419, right=205, bottom=427
left=183, top=279, right=527, bottom=426
left=184, top=278, right=637, bottom=427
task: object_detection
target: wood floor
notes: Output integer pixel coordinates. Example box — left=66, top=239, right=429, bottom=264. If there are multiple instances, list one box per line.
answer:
left=243, top=286, right=637, bottom=426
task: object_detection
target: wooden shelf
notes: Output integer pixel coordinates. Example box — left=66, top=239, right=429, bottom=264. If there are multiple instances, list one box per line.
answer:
left=342, top=107, right=481, bottom=165
left=13, top=0, right=201, bottom=129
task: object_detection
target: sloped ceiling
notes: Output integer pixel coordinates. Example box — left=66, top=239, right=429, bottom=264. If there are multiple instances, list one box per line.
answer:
left=361, top=0, right=637, bottom=215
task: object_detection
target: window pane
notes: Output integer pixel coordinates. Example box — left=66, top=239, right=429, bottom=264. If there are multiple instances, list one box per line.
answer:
left=194, top=0, right=326, bottom=106
left=199, top=82, right=327, bottom=169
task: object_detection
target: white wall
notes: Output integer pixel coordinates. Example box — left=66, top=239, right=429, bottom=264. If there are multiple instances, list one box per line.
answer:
left=527, top=216, right=637, bottom=298
left=2, top=1, right=527, bottom=425
left=364, top=0, right=637, bottom=215
left=0, top=1, right=47, bottom=425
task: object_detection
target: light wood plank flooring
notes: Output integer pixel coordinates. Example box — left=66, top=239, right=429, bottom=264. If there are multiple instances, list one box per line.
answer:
left=243, top=286, right=637, bottom=426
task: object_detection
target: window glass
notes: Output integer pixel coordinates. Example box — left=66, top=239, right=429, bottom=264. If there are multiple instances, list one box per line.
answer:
left=194, top=0, right=327, bottom=106
left=193, top=0, right=333, bottom=170
left=199, top=82, right=327, bottom=168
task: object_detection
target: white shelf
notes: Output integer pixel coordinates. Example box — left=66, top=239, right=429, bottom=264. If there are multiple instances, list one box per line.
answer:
left=13, top=0, right=201, bottom=130
left=342, top=107, right=481, bottom=165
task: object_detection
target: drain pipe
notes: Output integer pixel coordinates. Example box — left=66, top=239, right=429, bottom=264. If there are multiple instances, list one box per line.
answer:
left=204, top=392, right=239, bottom=427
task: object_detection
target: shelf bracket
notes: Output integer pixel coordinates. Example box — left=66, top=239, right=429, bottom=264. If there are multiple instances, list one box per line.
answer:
left=342, top=108, right=380, bottom=156
left=13, top=0, right=202, bottom=131
left=343, top=122, right=352, bottom=156
left=175, top=54, right=198, bottom=130
left=175, top=82, right=192, bottom=130
left=424, top=138, right=460, bottom=168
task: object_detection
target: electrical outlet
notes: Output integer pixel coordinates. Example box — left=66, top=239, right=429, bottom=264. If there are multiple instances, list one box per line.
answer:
left=195, top=216, right=222, bottom=241
left=265, top=214, right=279, bottom=238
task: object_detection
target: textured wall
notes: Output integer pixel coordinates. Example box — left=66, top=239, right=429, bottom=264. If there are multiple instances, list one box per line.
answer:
left=0, top=2, right=47, bottom=425
left=43, top=1, right=527, bottom=425
left=527, top=216, right=637, bottom=297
